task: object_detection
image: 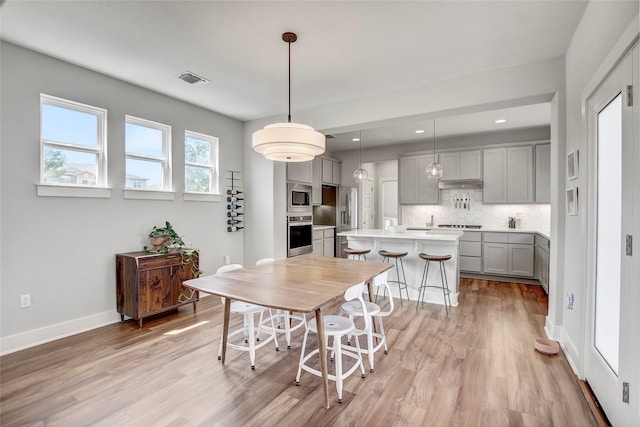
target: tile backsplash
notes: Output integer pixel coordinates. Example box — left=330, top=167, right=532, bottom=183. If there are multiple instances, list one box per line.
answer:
left=401, top=189, right=550, bottom=231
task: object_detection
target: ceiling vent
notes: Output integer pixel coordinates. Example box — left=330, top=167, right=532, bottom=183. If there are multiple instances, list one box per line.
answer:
left=178, top=71, right=210, bottom=85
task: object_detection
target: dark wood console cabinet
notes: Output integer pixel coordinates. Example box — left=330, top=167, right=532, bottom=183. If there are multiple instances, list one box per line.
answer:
left=116, top=250, right=199, bottom=328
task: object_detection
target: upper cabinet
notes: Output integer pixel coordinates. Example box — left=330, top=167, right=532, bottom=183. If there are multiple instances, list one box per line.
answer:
left=535, top=143, right=551, bottom=203
left=483, top=146, right=533, bottom=203
left=287, top=161, right=313, bottom=185
left=439, top=150, right=482, bottom=181
left=399, top=154, right=439, bottom=204
left=312, top=157, right=341, bottom=205
left=321, top=158, right=341, bottom=185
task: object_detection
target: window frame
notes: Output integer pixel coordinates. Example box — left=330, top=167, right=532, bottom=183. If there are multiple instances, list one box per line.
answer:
left=184, top=130, right=220, bottom=195
left=125, top=115, right=172, bottom=192
left=40, top=94, right=108, bottom=188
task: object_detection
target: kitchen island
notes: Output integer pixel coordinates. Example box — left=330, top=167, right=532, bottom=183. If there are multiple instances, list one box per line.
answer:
left=337, top=229, right=462, bottom=307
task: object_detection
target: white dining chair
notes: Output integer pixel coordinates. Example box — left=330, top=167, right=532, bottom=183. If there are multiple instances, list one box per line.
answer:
left=340, top=270, right=393, bottom=372
left=256, top=257, right=307, bottom=349
left=295, top=281, right=367, bottom=403
left=216, top=264, right=279, bottom=369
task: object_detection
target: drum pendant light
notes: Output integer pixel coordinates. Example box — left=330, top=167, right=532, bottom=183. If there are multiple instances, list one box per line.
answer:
left=252, top=32, right=325, bottom=162
left=425, top=119, right=443, bottom=179
left=353, top=131, right=368, bottom=183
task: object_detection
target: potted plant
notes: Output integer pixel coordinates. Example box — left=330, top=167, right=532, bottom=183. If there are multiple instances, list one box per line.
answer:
left=143, top=221, right=203, bottom=302
left=144, top=221, right=184, bottom=253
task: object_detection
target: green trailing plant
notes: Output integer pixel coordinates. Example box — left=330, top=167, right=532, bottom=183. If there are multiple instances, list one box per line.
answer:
left=142, top=222, right=203, bottom=303
left=177, top=249, right=203, bottom=302
left=144, top=221, right=184, bottom=253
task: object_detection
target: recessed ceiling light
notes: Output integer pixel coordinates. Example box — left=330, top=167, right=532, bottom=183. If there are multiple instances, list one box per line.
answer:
left=352, top=137, right=360, bottom=142
left=415, top=129, right=425, bottom=134
left=494, top=119, right=507, bottom=124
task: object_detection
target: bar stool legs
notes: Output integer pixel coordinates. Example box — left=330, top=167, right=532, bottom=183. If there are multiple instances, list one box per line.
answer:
left=416, top=253, right=453, bottom=314
left=378, top=250, right=409, bottom=307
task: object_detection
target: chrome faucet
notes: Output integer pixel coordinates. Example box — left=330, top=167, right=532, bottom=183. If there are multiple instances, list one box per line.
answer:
left=426, top=215, right=434, bottom=228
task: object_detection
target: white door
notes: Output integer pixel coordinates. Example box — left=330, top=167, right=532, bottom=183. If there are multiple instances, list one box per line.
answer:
left=361, top=178, right=374, bottom=229
left=379, top=179, right=398, bottom=229
left=585, top=43, right=638, bottom=426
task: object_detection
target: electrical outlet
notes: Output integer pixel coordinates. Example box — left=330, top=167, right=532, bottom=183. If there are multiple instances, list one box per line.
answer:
left=567, top=292, right=574, bottom=310
left=20, top=294, right=31, bottom=308
left=223, top=255, right=231, bottom=265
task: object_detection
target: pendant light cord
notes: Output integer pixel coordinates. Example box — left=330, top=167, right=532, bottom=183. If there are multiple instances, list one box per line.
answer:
left=287, top=37, right=292, bottom=123
left=433, top=119, right=436, bottom=157
left=359, top=130, right=363, bottom=167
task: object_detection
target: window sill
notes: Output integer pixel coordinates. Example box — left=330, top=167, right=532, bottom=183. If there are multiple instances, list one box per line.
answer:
left=183, top=192, right=222, bottom=202
left=37, top=184, right=112, bottom=198
left=123, top=189, right=176, bottom=201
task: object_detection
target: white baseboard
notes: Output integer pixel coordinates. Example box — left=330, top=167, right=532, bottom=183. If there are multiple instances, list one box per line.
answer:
left=0, top=310, right=121, bottom=356
left=544, top=315, right=584, bottom=379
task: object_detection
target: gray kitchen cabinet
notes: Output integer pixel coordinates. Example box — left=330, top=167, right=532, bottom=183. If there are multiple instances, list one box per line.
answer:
left=483, top=242, right=509, bottom=275
left=483, top=146, right=533, bottom=203
left=332, top=162, right=341, bottom=186
left=321, top=158, right=341, bottom=185
left=535, top=143, right=551, bottom=203
left=323, top=229, right=335, bottom=257
left=312, top=157, right=322, bottom=205
left=483, top=232, right=534, bottom=277
left=287, top=161, right=313, bottom=184
left=439, top=150, right=482, bottom=181
left=313, top=228, right=335, bottom=257
left=535, top=234, right=550, bottom=293
left=399, top=154, right=439, bottom=204
left=459, top=231, right=482, bottom=273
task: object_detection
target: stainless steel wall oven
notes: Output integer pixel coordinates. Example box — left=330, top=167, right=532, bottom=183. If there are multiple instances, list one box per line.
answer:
left=287, top=214, right=313, bottom=257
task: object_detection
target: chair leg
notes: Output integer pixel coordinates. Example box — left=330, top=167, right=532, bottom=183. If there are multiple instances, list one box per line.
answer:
left=266, top=309, right=280, bottom=351
left=247, top=313, right=256, bottom=369
left=284, top=311, right=292, bottom=349
left=366, top=326, right=375, bottom=372
left=295, top=328, right=310, bottom=385
left=416, top=260, right=430, bottom=310
left=440, top=261, right=451, bottom=314
left=378, top=316, right=388, bottom=354
left=334, top=336, right=344, bottom=403
left=398, top=257, right=410, bottom=303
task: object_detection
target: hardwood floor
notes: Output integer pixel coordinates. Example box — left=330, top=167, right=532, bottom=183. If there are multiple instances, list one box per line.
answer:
left=1, top=279, right=597, bottom=426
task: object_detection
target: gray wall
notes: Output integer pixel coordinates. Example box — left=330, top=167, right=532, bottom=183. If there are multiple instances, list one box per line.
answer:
left=0, top=42, right=244, bottom=352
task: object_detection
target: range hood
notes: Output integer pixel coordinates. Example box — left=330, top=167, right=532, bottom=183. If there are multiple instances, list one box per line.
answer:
left=437, top=179, right=483, bottom=190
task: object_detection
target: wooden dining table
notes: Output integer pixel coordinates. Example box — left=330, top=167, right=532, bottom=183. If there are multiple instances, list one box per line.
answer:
left=183, top=255, right=392, bottom=409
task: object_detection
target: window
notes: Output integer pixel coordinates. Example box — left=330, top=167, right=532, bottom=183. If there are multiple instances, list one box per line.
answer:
left=40, top=94, right=107, bottom=187
left=125, top=116, right=171, bottom=191
left=185, top=130, right=219, bottom=194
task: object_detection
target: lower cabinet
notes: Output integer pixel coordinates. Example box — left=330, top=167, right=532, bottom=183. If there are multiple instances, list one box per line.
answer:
left=312, top=228, right=335, bottom=257
left=116, top=250, right=200, bottom=328
left=482, top=232, right=534, bottom=278
left=535, top=234, right=550, bottom=293
left=459, top=231, right=482, bottom=273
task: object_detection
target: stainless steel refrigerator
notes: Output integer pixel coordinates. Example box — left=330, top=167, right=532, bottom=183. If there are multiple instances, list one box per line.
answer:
left=336, top=186, right=357, bottom=258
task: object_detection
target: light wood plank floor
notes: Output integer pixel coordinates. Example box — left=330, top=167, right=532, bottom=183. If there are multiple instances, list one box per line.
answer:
left=1, top=279, right=597, bottom=426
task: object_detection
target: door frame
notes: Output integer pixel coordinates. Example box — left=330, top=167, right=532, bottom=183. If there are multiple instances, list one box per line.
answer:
left=582, top=34, right=638, bottom=425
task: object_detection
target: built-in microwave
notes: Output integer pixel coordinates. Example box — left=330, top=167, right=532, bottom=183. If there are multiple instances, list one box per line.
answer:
left=287, top=183, right=312, bottom=212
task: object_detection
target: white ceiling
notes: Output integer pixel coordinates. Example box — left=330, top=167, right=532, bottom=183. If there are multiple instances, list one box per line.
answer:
left=0, top=1, right=586, bottom=150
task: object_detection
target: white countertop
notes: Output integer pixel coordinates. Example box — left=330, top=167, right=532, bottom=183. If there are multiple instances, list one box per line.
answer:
left=337, top=228, right=462, bottom=241
left=405, top=226, right=550, bottom=240
left=313, top=225, right=336, bottom=231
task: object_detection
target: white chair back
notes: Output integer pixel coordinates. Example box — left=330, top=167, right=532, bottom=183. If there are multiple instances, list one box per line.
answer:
left=217, top=264, right=243, bottom=274
left=344, top=281, right=371, bottom=332
left=216, top=264, right=243, bottom=303
left=373, top=270, right=394, bottom=315
left=256, top=258, right=276, bottom=265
